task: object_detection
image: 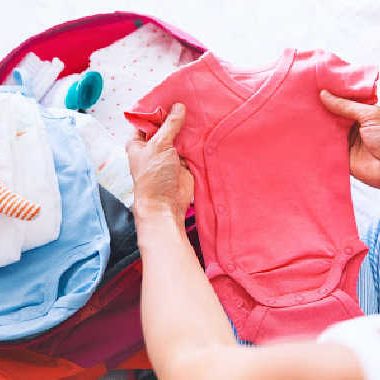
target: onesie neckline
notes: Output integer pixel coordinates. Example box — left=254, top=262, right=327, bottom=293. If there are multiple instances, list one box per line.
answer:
left=193, top=49, right=297, bottom=149
left=202, top=49, right=297, bottom=103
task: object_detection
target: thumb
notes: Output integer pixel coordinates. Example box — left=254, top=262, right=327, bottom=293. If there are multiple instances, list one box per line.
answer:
left=150, top=103, right=186, bottom=151
left=320, top=90, right=375, bottom=122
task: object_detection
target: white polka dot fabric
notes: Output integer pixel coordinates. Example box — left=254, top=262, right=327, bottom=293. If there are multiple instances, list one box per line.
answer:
left=88, top=22, right=196, bottom=145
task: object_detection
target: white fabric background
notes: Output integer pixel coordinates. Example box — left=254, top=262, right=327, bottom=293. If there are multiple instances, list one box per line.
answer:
left=0, top=0, right=379, bottom=67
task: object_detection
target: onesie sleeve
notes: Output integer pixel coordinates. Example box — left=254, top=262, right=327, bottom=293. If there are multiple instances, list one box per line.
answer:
left=316, top=51, right=379, bottom=104
left=125, top=106, right=167, bottom=141
left=124, top=64, right=199, bottom=154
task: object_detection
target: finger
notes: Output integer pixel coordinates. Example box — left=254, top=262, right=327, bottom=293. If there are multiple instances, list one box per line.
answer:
left=126, top=134, right=146, bottom=156
left=150, top=103, right=186, bottom=151
left=320, top=90, right=375, bottom=121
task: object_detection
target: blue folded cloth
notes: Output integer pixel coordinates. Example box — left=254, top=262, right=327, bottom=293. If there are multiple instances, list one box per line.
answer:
left=0, top=98, right=110, bottom=341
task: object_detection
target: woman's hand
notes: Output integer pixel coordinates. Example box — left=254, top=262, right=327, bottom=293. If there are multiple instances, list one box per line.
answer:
left=127, top=103, right=194, bottom=224
left=320, top=90, right=380, bottom=188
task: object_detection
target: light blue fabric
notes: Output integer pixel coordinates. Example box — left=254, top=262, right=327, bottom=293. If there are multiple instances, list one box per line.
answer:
left=233, top=176, right=380, bottom=345
left=352, top=176, right=380, bottom=316
left=0, top=97, right=110, bottom=341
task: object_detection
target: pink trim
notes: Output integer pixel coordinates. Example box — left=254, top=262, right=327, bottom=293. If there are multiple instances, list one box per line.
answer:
left=0, top=12, right=207, bottom=83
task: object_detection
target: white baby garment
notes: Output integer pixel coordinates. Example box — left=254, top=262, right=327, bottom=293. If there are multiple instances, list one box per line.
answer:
left=0, top=102, right=23, bottom=266
left=12, top=94, right=61, bottom=250
left=5, top=53, right=64, bottom=102
left=41, top=73, right=81, bottom=108
left=0, top=92, right=61, bottom=262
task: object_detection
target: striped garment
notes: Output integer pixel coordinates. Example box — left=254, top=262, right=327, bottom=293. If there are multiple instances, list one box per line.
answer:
left=232, top=177, right=380, bottom=345
left=0, top=182, right=41, bottom=221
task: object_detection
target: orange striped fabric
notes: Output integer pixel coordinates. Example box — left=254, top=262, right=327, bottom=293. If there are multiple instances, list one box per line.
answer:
left=0, top=183, right=40, bottom=221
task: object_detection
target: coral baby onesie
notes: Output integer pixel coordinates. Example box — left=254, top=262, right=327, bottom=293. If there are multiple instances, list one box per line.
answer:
left=125, top=49, right=379, bottom=343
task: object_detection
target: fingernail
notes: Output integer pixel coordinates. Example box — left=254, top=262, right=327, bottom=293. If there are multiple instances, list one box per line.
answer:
left=321, top=90, right=333, bottom=97
left=172, top=103, right=184, bottom=114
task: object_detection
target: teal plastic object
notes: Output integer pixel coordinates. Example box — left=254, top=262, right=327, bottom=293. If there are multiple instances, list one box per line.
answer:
left=65, top=71, right=103, bottom=110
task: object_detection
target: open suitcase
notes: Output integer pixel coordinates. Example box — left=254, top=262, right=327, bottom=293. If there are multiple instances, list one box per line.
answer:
left=0, top=12, right=206, bottom=380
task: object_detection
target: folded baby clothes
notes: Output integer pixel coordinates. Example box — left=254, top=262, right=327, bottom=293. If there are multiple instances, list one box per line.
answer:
left=0, top=182, right=40, bottom=221
left=87, top=22, right=196, bottom=146
left=45, top=109, right=134, bottom=208
left=0, top=102, right=23, bottom=267
left=0, top=91, right=61, bottom=265
left=10, top=94, right=61, bottom=251
left=5, top=53, right=64, bottom=101
left=39, top=24, right=197, bottom=207
left=0, top=104, right=110, bottom=341
left=7, top=56, right=132, bottom=209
